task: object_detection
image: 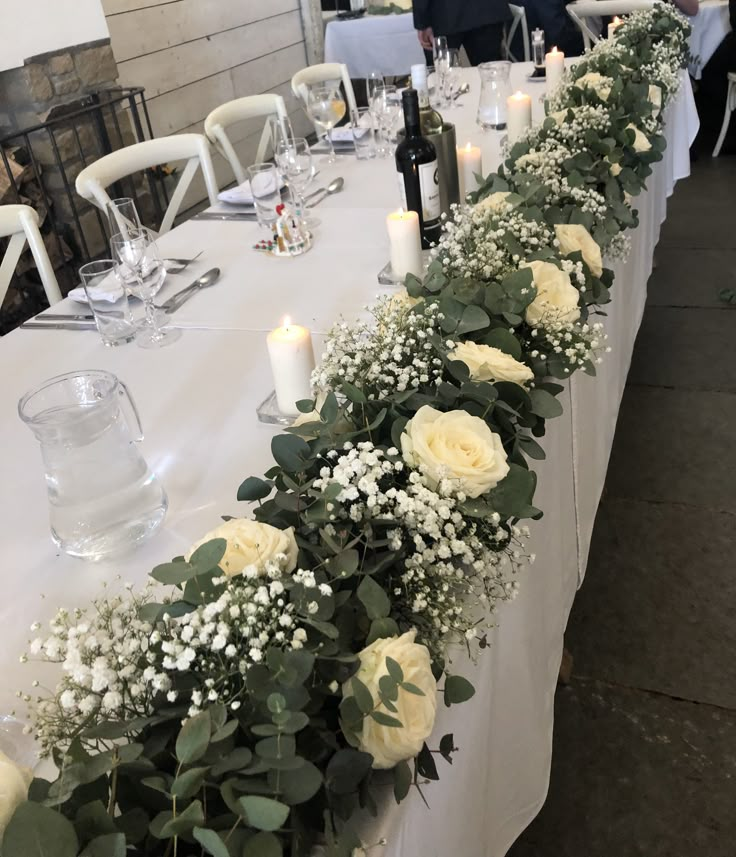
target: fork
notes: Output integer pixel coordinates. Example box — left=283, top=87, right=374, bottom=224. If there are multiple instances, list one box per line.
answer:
left=164, top=250, right=203, bottom=272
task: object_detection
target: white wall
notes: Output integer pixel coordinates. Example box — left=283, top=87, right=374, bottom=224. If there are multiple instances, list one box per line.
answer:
left=0, top=0, right=110, bottom=71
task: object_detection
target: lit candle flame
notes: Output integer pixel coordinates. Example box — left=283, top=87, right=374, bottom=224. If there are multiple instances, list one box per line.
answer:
left=513, top=91, right=525, bottom=99
left=465, top=142, right=472, bottom=152
left=282, top=315, right=291, bottom=330
left=551, top=46, right=559, bottom=54
left=613, top=15, right=622, bottom=24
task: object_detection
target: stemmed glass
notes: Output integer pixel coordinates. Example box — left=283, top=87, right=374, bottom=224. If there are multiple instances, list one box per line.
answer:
left=371, top=85, right=401, bottom=158
left=106, top=197, right=141, bottom=240
left=366, top=71, right=385, bottom=108
left=440, top=48, right=462, bottom=107
left=434, top=41, right=453, bottom=109
left=275, top=137, right=316, bottom=227
left=306, top=83, right=347, bottom=164
left=268, top=113, right=295, bottom=156
left=111, top=227, right=181, bottom=349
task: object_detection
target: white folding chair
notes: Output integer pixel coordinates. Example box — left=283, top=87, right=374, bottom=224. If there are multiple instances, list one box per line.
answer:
left=713, top=72, right=736, bottom=157
left=205, top=94, right=290, bottom=185
left=0, top=204, right=62, bottom=307
left=291, top=62, right=358, bottom=116
left=566, top=0, right=657, bottom=51
left=75, top=134, right=219, bottom=235
left=506, top=5, right=531, bottom=63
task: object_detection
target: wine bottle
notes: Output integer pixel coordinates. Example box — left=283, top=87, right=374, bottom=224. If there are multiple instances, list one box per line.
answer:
left=395, top=88, right=442, bottom=249
left=410, top=63, right=443, bottom=136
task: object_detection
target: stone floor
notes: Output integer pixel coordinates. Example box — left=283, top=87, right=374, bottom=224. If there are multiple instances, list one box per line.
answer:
left=507, top=155, right=736, bottom=857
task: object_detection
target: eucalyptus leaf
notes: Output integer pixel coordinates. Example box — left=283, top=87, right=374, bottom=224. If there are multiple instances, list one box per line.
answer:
left=2, top=802, right=78, bottom=857
left=80, top=833, right=126, bottom=857
left=243, top=832, right=283, bottom=857
left=237, top=796, right=290, bottom=831
left=193, top=828, right=230, bottom=857
left=237, top=476, right=274, bottom=502
left=357, top=575, right=390, bottom=620
left=175, top=709, right=211, bottom=765
left=443, top=675, right=476, bottom=706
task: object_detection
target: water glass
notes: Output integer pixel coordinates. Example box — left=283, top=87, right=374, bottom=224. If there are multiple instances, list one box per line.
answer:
left=111, top=227, right=180, bottom=349
left=351, top=108, right=376, bottom=160
left=79, top=259, right=136, bottom=347
left=477, top=61, right=513, bottom=130
left=247, top=163, right=282, bottom=226
left=366, top=71, right=385, bottom=107
left=372, top=85, right=400, bottom=157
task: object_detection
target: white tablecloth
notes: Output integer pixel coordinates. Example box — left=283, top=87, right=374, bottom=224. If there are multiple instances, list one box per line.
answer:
left=324, top=12, right=425, bottom=78
left=689, top=0, right=732, bottom=78
left=0, top=64, right=698, bottom=856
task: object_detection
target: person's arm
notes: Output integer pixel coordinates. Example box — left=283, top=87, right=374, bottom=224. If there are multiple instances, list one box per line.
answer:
left=414, top=0, right=434, bottom=49
left=669, top=0, right=699, bottom=15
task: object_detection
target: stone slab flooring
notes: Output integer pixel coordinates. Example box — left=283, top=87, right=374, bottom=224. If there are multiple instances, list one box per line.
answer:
left=507, top=156, right=736, bottom=857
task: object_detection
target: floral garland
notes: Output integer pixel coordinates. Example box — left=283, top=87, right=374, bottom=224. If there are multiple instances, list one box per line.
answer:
left=2, top=9, right=690, bottom=857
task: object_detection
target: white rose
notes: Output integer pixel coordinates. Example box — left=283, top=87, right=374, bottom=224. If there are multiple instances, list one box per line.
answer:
left=448, top=341, right=534, bottom=387
left=648, top=84, right=662, bottom=118
left=576, top=71, right=613, bottom=101
left=548, top=108, right=570, bottom=126
left=609, top=160, right=623, bottom=177
left=475, top=191, right=512, bottom=214
left=515, top=152, right=543, bottom=171
left=523, top=260, right=581, bottom=327
left=344, top=630, right=437, bottom=770
left=186, top=519, right=298, bottom=577
left=401, top=405, right=509, bottom=498
left=554, top=223, right=603, bottom=278
left=0, top=750, right=33, bottom=838
left=626, top=123, right=651, bottom=153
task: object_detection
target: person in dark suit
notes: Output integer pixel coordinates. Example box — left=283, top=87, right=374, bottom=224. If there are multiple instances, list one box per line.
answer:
left=515, top=0, right=583, bottom=56
left=413, top=0, right=511, bottom=66
left=695, top=0, right=736, bottom=153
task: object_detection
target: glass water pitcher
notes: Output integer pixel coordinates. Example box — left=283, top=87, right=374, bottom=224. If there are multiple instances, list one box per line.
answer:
left=19, top=370, right=168, bottom=560
left=477, top=61, right=513, bottom=130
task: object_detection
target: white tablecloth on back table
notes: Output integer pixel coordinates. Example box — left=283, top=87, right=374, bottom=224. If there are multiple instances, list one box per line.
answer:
left=689, top=0, right=732, bottom=78
left=0, top=64, right=697, bottom=856
left=325, top=12, right=424, bottom=78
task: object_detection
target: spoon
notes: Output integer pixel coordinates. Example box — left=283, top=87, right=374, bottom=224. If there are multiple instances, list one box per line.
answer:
left=306, top=177, right=345, bottom=208
left=160, top=268, right=221, bottom=314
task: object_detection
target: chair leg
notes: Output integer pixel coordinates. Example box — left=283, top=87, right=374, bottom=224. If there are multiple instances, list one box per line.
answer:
left=713, top=82, right=736, bottom=158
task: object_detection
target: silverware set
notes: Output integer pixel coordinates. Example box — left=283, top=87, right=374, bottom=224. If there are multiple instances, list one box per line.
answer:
left=22, top=262, right=221, bottom=331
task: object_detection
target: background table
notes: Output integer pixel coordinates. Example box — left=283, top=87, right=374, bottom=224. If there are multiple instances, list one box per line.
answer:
left=0, top=64, right=698, bottom=856
left=689, top=0, right=732, bottom=78
left=324, top=12, right=424, bottom=78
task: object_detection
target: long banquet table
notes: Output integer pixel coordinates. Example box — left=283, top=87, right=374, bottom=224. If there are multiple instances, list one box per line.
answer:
left=0, top=64, right=698, bottom=855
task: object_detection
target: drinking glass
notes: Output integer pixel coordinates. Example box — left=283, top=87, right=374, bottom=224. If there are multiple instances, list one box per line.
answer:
left=268, top=113, right=295, bottom=155
left=366, top=71, right=385, bottom=108
left=106, top=197, right=141, bottom=240
left=434, top=42, right=453, bottom=109
left=247, top=163, right=282, bottom=227
left=351, top=107, right=376, bottom=160
left=111, top=227, right=181, bottom=349
left=477, top=61, right=513, bottom=130
left=275, top=138, right=315, bottom=222
left=371, top=85, right=400, bottom=157
left=441, top=49, right=462, bottom=107
left=79, top=259, right=136, bottom=347
left=433, top=35, right=448, bottom=63
left=306, top=83, right=347, bottom=164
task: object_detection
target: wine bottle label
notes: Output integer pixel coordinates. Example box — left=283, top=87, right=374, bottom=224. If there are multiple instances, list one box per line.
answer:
left=418, top=160, right=441, bottom=221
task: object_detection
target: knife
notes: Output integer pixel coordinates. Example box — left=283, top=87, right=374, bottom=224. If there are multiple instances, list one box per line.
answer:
left=192, top=212, right=259, bottom=222
left=21, top=319, right=97, bottom=331
left=37, top=312, right=94, bottom=322
left=159, top=267, right=221, bottom=314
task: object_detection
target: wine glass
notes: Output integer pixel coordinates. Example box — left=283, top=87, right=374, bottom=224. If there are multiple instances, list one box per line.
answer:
left=366, top=71, right=385, bottom=109
left=275, top=138, right=316, bottom=227
left=268, top=113, right=295, bottom=156
left=111, top=227, right=181, bottom=349
left=306, top=83, right=347, bottom=164
left=435, top=42, right=453, bottom=110
left=106, top=197, right=141, bottom=240
left=371, top=84, right=398, bottom=158
left=441, top=49, right=462, bottom=107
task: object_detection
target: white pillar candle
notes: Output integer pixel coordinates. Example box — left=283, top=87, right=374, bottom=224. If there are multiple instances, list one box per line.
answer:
left=386, top=208, right=422, bottom=279
left=457, top=142, right=483, bottom=199
left=506, top=91, right=532, bottom=145
left=266, top=317, right=316, bottom=416
left=607, top=16, right=623, bottom=39
left=546, top=46, right=565, bottom=92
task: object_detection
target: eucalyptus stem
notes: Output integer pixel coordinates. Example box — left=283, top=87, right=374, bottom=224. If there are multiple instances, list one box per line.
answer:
left=107, top=750, right=119, bottom=816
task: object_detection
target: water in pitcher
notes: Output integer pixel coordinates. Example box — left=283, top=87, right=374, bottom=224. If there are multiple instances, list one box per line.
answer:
left=20, top=371, right=167, bottom=560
